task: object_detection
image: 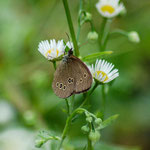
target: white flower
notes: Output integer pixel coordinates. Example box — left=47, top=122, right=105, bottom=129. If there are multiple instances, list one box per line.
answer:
left=0, top=128, right=50, bottom=150
left=89, top=59, right=119, bottom=83
left=0, top=128, right=33, bottom=150
left=96, top=0, right=125, bottom=18
left=38, top=39, right=65, bottom=61
left=66, top=41, right=74, bottom=50
left=0, top=101, right=15, bottom=125
left=128, top=31, right=140, bottom=43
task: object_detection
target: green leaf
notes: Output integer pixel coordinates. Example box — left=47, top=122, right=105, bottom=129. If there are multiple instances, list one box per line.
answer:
left=82, top=51, right=113, bottom=62
left=35, top=131, right=60, bottom=148
left=100, top=114, right=119, bottom=129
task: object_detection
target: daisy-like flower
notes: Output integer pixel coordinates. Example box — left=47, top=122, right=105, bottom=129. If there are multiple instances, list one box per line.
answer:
left=96, top=0, right=125, bottom=18
left=89, top=59, right=119, bottom=83
left=38, top=39, right=65, bottom=61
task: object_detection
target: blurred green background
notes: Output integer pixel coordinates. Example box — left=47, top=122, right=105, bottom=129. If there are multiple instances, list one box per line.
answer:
left=0, top=0, right=150, bottom=150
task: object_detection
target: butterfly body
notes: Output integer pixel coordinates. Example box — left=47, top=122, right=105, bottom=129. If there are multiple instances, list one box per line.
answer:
left=52, top=50, right=93, bottom=98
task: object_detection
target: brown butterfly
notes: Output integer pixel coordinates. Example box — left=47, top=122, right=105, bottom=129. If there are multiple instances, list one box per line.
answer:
left=52, top=49, right=93, bottom=98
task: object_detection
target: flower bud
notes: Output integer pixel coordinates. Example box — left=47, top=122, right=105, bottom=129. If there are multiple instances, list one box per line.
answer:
left=85, top=12, right=92, bottom=21
left=89, top=131, right=100, bottom=142
left=95, top=118, right=102, bottom=125
left=120, top=7, right=127, bottom=16
left=128, top=31, right=140, bottom=43
left=86, top=116, right=93, bottom=123
left=81, top=125, right=90, bottom=133
left=87, top=31, right=98, bottom=41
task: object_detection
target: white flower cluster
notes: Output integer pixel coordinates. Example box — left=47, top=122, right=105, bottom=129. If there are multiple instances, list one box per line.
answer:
left=38, top=39, right=73, bottom=61
left=96, top=0, right=125, bottom=18
left=89, top=59, right=119, bottom=83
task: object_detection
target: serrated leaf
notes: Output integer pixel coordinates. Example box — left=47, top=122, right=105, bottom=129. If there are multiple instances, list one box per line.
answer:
left=100, top=114, right=119, bottom=129
left=82, top=51, right=113, bottom=62
left=35, top=130, right=60, bottom=148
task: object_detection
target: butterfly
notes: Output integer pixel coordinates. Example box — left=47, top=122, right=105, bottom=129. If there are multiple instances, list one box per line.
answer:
left=52, top=49, right=93, bottom=98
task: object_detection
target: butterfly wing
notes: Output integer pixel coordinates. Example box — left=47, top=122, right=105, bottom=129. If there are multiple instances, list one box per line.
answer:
left=52, top=55, right=93, bottom=98
left=70, top=55, right=93, bottom=94
left=52, top=59, right=75, bottom=98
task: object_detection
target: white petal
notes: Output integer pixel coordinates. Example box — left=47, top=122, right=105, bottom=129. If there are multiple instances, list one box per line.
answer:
left=38, top=39, right=65, bottom=60
left=105, top=72, right=119, bottom=83
left=108, top=69, right=118, bottom=77
left=66, top=41, right=74, bottom=50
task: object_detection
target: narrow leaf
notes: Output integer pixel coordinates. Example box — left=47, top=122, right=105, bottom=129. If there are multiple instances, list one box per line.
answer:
left=82, top=51, right=113, bottom=62
left=100, top=114, right=119, bottom=129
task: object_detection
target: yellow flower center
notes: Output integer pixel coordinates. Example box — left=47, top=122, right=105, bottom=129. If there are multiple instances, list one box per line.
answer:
left=46, top=49, right=51, bottom=57
left=95, top=71, right=108, bottom=82
left=56, top=49, right=59, bottom=57
left=101, top=5, right=115, bottom=14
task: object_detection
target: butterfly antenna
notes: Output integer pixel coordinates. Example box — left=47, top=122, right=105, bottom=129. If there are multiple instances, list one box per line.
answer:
left=65, top=32, right=73, bottom=50
left=65, top=32, right=70, bottom=42
left=68, top=48, right=73, bottom=56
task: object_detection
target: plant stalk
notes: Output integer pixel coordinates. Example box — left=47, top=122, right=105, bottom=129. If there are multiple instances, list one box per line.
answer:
left=77, top=0, right=83, bottom=42
left=71, top=95, right=75, bottom=113
left=101, top=85, right=106, bottom=120
left=80, top=82, right=99, bottom=108
left=87, top=137, right=93, bottom=150
left=62, top=0, right=79, bottom=56
left=110, top=29, right=128, bottom=36
left=53, top=61, right=56, bottom=70
left=65, top=99, right=70, bottom=116
left=87, top=123, right=93, bottom=150
left=57, top=82, right=98, bottom=150
left=99, top=18, right=112, bottom=51
left=57, top=108, right=86, bottom=150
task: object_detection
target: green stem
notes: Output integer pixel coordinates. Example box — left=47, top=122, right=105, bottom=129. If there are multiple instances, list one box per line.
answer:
left=87, top=136, right=93, bottom=150
left=62, top=0, right=79, bottom=57
left=110, top=29, right=128, bottom=36
left=57, top=108, right=86, bottom=150
left=77, top=25, right=81, bottom=43
left=101, top=19, right=112, bottom=51
left=53, top=61, right=56, bottom=70
left=57, top=81, right=98, bottom=149
left=99, top=18, right=112, bottom=51
left=88, top=0, right=92, bottom=12
left=58, top=81, right=98, bottom=150
left=71, top=95, right=75, bottom=113
left=77, top=0, right=83, bottom=42
left=98, top=18, right=107, bottom=49
left=87, top=123, right=93, bottom=150
left=101, top=85, right=106, bottom=120
left=89, top=21, right=94, bottom=31
left=79, top=82, right=99, bottom=108
left=65, top=99, right=70, bottom=116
